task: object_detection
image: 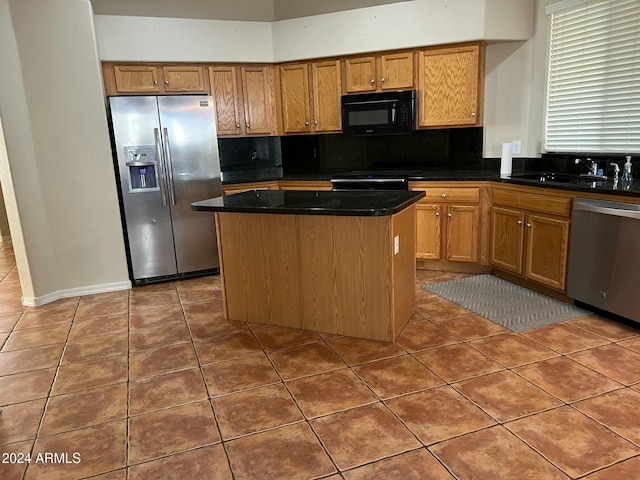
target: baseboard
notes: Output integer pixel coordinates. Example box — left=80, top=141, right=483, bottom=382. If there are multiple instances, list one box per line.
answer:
left=21, top=280, right=132, bottom=307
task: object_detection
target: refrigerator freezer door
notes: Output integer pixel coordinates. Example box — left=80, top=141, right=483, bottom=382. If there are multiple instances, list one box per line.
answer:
left=158, top=96, right=222, bottom=273
left=110, top=96, right=178, bottom=280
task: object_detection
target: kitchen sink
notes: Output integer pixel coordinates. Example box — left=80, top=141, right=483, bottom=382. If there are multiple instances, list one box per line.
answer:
left=512, top=172, right=608, bottom=184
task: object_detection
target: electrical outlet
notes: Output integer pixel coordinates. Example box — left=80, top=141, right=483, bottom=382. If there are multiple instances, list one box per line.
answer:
left=512, top=140, right=522, bottom=154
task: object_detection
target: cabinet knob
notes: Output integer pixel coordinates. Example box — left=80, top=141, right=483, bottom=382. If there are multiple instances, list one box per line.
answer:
left=154, top=80, right=158, bottom=85
left=441, top=193, right=446, bottom=198
left=517, top=220, right=523, bottom=225
left=526, top=223, right=532, bottom=228
left=471, top=112, right=476, bottom=117
left=370, top=79, right=375, bottom=84
left=314, top=121, right=318, bottom=126
left=381, top=77, right=385, bottom=83
left=164, top=80, right=169, bottom=85
left=447, top=212, right=452, bottom=217
left=236, top=124, right=240, bottom=129
left=305, top=121, right=309, bottom=126
left=246, top=124, right=250, bottom=129
left=435, top=211, right=440, bottom=217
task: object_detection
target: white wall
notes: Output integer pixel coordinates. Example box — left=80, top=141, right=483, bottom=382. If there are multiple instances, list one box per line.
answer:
left=0, top=0, right=130, bottom=305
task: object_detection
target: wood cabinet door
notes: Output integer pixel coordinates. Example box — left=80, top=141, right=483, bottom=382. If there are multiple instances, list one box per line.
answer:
left=344, top=56, right=377, bottom=93
left=490, top=206, right=524, bottom=274
left=162, top=66, right=206, bottom=93
left=311, top=60, right=342, bottom=132
left=379, top=52, right=414, bottom=90
left=280, top=64, right=311, bottom=133
left=241, top=66, right=275, bottom=135
left=524, top=214, right=570, bottom=291
left=416, top=203, right=442, bottom=260
left=113, top=65, right=160, bottom=93
left=445, top=205, right=479, bottom=262
left=209, top=66, right=242, bottom=136
left=417, top=45, right=480, bottom=127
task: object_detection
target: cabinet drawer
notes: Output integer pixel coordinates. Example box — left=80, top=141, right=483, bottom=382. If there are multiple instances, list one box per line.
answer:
left=418, top=187, right=479, bottom=203
left=493, top=188, right=571, bottom=217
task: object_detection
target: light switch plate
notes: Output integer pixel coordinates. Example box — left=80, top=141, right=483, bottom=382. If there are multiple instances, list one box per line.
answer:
left=394, top=235, right=399, bottom=254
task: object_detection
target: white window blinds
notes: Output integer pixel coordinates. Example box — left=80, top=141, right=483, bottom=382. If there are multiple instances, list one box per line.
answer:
left=545, top=0, right=640, bottom=153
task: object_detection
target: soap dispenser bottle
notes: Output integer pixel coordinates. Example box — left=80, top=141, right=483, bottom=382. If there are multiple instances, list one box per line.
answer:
left=622, top=156, right=633, bottom=187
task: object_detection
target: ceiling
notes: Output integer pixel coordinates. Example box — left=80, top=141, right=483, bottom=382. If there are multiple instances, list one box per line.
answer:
left=90, top=0, right=411, bottom=21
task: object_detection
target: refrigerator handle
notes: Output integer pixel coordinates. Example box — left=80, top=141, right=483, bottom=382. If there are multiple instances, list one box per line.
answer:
left=153, top=128, right=168, bottom=206
left=163, top=128, right=177, bottom=206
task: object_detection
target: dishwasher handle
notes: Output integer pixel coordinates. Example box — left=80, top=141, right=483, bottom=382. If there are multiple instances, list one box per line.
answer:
left=574, top=198, right=640, bottom=220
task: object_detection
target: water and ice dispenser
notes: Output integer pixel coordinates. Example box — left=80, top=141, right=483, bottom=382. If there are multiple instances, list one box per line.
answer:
left=124, top=146, right=160, bottom=192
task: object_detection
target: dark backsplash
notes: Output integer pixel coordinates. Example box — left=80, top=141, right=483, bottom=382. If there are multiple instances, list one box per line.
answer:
left=218, top=127, right=485, bottom=180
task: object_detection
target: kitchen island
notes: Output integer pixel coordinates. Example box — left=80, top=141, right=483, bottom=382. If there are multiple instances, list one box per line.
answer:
left=192, top=189, right=425, bottom=341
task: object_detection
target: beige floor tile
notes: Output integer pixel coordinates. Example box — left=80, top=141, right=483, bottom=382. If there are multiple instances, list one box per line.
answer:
left=385, top=386, right=495, bottom=445
left=252, top=325, right=322, bottom=351
left=75, top=295, right=129, bottom=321
left=431, top=426, right=569, bottom=480
left=311, top=403, right=420, bottom=470
left=0, top=314, right=20, bottom=333
left=0, top=368, right=56, bottom=406
left=430, top=313, right=508, bottom=340
left=514, top=356, right=623, bottom=403
left=14, top=307, right=75, bottom=330
left=212, top=384, right=303, bottom=439
left=583, top=456, right=640, bottom=479
left=2, top=323, right=70, bottom=352
left=396, top=321, right=460, bottom=352
left=506, top=406, right=640, bottom=478
left=0, top=344, right=63, bottom=376
left=195, top=331, right=264, bottom=365
left=52, top=356, right=127, bottom=396
left=453, top=370, right=563, bottom=422
left=62, top=333, right=128, bottom=364
left=67, top=313, right=128, bottom=339
left=343, top=448, right=455, bottom=480
left=128, top=444, right=232, bottom=480
left=574, top=388, right=640, bottom=445
left=128, top=321, right=191, bottom=351
left=26, top=421, right=127, bottom=480
left=128, top=401, right=219, bottom=465
left=413, top=343, right=504, bottom=383
left=570, top=344, right=640, bottom=385
left=268, top=342, right=346, bottom=380
left=129, top=368, right=208, bottom=416
left=201, top=354, right=281, bottom=397
left=325, top=336, right=405, bottom=365
left=522, top=322, right=610, bottom=354
left=0, top=399, right=46, bottom=445
left=352, top=354, right=443, bottom=399
left=39, top=383, right=127, bottom=436
left=226, top=423, right=335, bottom=480
left=470, top=332, right=559, bottom=367
left=187, top=316, right=248, bottom=340
left=567, top=315, right=640, bottom=342
left=129, top=342, right=198, bottom=379
left=129, top=304, right=185, bottom=330
left=287, top=369, right=377, bottom=418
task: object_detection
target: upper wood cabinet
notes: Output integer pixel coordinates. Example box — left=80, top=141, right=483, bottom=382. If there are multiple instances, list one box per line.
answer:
left=209, top=65, right=277, bottom=137
left=105, top=64, right=208, bottom=95
left=344, top=52, right=414, bottom=93
left=417, top=43, right=484, bottom=127
left=278, top=60, right=342, bottom=134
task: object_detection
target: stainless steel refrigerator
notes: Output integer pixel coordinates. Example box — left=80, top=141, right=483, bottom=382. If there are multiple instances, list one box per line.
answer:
left=108, top=96, right=222, bottom=284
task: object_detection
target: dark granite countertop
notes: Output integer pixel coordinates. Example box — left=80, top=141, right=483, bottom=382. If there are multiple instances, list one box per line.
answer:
left=500, top=174, right=640, bottom=198
left=192, top=190, right=426, bottom=216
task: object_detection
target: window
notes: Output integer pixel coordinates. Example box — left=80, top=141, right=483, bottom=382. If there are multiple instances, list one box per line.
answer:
left=545, top=0, right=640, bottom=153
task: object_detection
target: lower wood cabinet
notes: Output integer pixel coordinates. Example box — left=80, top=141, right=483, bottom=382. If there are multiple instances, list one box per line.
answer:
left=412, top=183, right=487, bottom=265
left=490, top=186, right=571, bottom=292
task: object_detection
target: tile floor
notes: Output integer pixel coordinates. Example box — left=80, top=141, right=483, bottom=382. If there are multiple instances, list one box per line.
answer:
left=2, top=241, right=640, bottom=479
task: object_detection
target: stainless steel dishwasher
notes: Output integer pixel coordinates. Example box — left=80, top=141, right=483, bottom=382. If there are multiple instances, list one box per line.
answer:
left=568, top=197, right=640, bottom=322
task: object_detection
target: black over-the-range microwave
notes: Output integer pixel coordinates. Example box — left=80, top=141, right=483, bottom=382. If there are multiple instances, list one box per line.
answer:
left=341, top=90, right=415, bottom=135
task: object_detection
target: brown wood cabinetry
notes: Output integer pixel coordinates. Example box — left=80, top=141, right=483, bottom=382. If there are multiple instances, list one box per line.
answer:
left=104, top=64, right=208, bottom=95
left=344, top=52, right=414, bottom=93
left=222, top=181, right=278, bottom=195
left=417, top=43, right=484, bottom=127
left=277, top=180, right=332, bottom=190
left=278, top=60, right=342, bottom=134
left=411, top=184, right=487, bottom=265
left=209, top=65, right=277, bottom=136
left=490, top=185, right=571, bottom=292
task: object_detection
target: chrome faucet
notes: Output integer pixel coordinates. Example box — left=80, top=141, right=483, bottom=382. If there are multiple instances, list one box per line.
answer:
left=575, top=158, right=599, bottom=176
left=610, top=162, right=620, bottom=186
